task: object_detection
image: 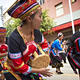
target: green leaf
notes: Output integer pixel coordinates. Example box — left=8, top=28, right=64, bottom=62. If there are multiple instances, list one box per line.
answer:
left=4, top=18, right=21, bottom=37
left=40, top=10, right=56, bottom=33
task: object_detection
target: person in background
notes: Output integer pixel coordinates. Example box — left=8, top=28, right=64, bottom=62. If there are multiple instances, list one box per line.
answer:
left=4, top=0, right=52, bottom=80
left=0, top=27, right=8, bottom=80
left=49, top=32, right=64, bottom=74
left=59, top=39, right=67, bottom=63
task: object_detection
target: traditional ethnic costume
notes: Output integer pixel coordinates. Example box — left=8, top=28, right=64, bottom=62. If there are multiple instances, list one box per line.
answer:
left=0, top=27, right=8, bottom=80
left=49, top=39, right=63, bottom=68
left=5, top=0, right=49, bottom=80
left=67, top=31, right=80, bottom=74
left=5, top=29, right=48, bottom=80
left=59, top=40, right=67, bottom=63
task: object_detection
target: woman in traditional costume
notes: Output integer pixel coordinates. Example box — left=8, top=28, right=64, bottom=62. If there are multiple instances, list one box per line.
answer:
left=0, top=27, right=8, bottom=80
left=4, top=0, right=52, bottom=80
left=49, top=32, right=64, bottom=74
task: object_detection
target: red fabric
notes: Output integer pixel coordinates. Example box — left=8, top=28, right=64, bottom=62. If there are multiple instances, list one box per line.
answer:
left=0, top=44, right=8, bottom=67
left=40, top=39, right=48, bottom=50
left=0, top=29, right=6, bottom=33
left=23, top=41, right=37, bottom=62
left=0, top=44, right=8, bottom=53
left=17, top=64, right=29, bottom=73
left=9, top=41, right=37, bottom=73
left=10, top=56, right=29, bottom=73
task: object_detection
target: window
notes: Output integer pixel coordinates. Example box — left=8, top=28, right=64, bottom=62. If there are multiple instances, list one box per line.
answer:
left=72, top=0, right=77, bottom=3
left=55, top=3, right=64, bottom=17
left=37, top=0, right=45, bottom=5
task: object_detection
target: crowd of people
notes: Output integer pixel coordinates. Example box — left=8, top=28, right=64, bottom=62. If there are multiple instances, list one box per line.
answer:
left=0, top=0, right=80, bottom=80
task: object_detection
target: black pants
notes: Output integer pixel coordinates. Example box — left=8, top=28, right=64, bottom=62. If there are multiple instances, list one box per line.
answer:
left=59, top=53, right=66, bottom=63
left=50, top=52, right=63, bottom=68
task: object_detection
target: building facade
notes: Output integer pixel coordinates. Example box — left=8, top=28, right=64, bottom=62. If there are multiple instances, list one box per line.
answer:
left=3, top=0, right=80, bottom=41
left=41, top=0, right=80, bottom=41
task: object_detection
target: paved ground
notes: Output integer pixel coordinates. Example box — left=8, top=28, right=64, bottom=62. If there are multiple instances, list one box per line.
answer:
left=46, top=59, right=79, bottom=80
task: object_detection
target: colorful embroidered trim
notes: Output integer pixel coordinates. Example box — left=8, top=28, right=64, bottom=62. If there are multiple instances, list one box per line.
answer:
left=11, top=0, right=36, bottom=18
left=43, top=47, right=49, bottom=52
left=8, top=0, right=41, bottom=19
left=20, top=5, right=40, bottom=20
left=0, top=27, right=6, bottom=35
left=18, top=2, right=38, bottom=17
left=9, top=52, right=22, bottom=59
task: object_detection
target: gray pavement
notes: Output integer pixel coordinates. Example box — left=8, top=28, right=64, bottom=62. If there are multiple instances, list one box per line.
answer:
left=46, top=60, right=79, bottom=80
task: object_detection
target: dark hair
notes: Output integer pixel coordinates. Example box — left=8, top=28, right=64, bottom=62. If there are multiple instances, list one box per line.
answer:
left=21, top=11, right=37, bottom=27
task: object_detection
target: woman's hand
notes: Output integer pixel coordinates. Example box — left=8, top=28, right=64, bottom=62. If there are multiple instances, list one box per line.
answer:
left=31, top=68, right=53, bottom=77
left=39, top=68, right=53, bottom=77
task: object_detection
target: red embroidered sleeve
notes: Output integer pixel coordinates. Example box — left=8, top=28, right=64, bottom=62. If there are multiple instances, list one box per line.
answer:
left=40, top=37, right=49, bottom=52
left=9, top=52, right=32, bottom=75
